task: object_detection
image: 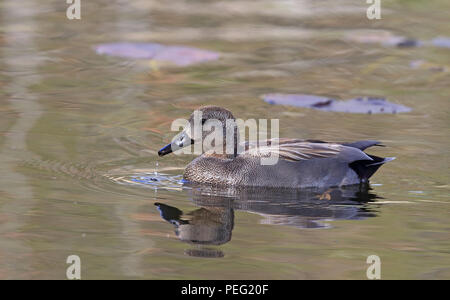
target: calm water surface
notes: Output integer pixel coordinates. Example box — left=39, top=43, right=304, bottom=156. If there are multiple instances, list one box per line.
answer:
left=0, top=0, right=449, bottom=279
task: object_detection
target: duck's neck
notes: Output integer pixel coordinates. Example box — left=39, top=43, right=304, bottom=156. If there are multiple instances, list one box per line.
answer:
left=204, top=144, right=238, bottom=159
left=204, top=125, right=239, bottom=159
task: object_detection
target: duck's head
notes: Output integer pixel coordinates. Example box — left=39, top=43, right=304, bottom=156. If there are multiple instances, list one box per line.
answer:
left=158, top=106, right=238, bottom=157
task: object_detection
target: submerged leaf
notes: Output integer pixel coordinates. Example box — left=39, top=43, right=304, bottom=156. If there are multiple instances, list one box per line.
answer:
left=95, top=42, right=220, bottom=66
left=262, top=94, right=412, bottom=114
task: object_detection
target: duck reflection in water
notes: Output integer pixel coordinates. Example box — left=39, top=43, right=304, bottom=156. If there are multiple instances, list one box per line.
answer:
left=155, top=184, right=379, bottom=257
left=155, top=199, right=233, bottom=258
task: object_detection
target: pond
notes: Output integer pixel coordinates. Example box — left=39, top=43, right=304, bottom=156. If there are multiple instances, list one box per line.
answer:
left=0, top=0, right=448, bottom=279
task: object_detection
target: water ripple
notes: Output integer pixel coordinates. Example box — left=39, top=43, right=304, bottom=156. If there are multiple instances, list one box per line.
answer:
left=106, top=172, right=184, bottom=191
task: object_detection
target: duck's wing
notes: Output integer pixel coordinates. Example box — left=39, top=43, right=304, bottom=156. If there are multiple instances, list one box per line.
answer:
left=242, top=138, right=372, bottom=163
left=301, top=139, right=384, bottom=151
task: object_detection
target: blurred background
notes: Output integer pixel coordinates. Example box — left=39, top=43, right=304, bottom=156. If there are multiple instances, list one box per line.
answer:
left=0, top=0, right=448, bottom=279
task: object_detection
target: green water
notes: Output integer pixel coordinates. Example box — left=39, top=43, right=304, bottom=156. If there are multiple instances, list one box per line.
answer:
left=0, top=0, right=449, bottom=279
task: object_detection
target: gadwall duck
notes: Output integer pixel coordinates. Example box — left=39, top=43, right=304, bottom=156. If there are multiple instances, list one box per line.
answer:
left=158, top=106, right=394, bottom=188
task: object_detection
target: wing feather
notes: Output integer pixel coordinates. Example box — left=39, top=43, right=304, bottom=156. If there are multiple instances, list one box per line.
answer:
left=243, top=139, right=345, bottom=162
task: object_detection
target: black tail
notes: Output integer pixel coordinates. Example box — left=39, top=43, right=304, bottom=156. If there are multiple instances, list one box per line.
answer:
left=349, top=155, right=395, bottom=183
